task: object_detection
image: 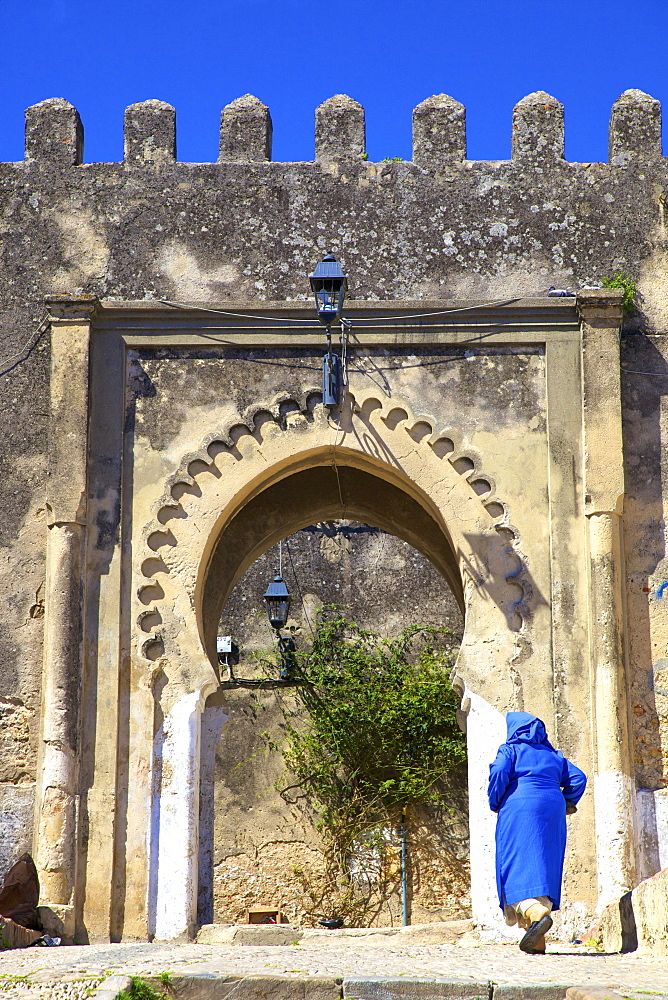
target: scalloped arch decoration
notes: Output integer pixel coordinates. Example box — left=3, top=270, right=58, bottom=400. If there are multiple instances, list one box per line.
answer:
left=134, top=387, right=529, bottom=667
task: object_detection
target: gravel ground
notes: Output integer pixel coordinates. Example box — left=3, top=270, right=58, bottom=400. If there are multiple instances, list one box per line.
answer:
left=0, top=939, right=667, bottom=998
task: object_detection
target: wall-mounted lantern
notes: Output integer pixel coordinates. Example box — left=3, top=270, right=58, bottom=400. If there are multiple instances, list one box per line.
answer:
left=263, top=574, right=291, bottom=630
left=263, top=574, right=296, bottom=680
left=309, top=252, right=347, bottom=326
left=309, top=252, right=348, bottom=409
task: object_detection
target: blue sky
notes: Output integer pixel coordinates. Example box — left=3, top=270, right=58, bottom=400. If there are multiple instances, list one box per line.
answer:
left=0, top=0, right=666, bottom=165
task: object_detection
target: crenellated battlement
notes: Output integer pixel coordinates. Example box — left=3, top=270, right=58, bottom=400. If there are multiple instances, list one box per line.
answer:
left=17, top=89, right=664, bottom=167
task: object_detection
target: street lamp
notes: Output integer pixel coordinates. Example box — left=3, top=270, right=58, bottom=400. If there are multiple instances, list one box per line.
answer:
left=263, top=574, right=296, bottom=680
left=263, top=574, right=291, bottom=630
left=309, top=252, right=347, bottom=326
left=309, top=252, right=348, bottom=409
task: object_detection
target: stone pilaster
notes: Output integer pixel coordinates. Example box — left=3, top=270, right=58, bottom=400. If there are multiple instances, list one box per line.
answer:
left=578, top=287, right=636, bottom=908
left=34, top=297, right=96, bottom=918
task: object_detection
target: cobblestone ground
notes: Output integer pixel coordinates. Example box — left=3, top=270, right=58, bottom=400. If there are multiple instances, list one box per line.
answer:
left=0, top=939, right=667, bottom=999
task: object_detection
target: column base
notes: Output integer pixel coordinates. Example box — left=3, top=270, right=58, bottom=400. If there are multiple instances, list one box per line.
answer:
left=37, top=903, right=75, bottom=943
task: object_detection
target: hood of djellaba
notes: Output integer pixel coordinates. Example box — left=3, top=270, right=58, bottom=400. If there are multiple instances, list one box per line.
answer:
left=505, top=711, right=555, bottom=749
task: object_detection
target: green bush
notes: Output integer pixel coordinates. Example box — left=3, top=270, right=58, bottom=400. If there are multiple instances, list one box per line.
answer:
left=602, top=273, right=637, bottom=312
left=278, top=614, right=465, bottom=849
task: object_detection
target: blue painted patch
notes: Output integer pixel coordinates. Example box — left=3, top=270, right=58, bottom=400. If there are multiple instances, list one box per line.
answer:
left=656, top=581, right=668, bottom=599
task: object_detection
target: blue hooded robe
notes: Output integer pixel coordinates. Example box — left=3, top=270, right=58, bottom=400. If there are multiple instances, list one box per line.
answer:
left=487, top=712, right=587, bottom=911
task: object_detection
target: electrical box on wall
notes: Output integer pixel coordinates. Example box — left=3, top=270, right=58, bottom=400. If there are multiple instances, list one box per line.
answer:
left=216, top=635, right=239, bottom=665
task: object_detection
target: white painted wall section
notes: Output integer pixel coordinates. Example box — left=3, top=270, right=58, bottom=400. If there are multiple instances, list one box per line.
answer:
left=464, top=688, right=516, bottom=939
left=594, top=770, right=636, bottom=911
left=150, top=690, right=205, bottom=940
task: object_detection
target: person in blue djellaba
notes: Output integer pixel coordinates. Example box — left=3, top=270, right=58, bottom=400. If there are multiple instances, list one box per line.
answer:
left=488, top=712, right=587, bottom=955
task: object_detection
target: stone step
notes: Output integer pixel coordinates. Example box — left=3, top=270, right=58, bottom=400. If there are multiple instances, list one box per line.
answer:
left=99, top=974, right=623, bottom=1000
left=196, top=921, right=475, bottom=947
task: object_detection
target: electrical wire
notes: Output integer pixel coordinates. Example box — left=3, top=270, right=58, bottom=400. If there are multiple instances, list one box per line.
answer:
left=340, top=297, right=523, bottom=323
left=331, top=429, right=345, bottom=509
left=284, top=536, right=315, bottom=638
left=621, top=368, right=668, bottom=377
left=328, top=320, right=349, bottom=512
left=0, top=293, right=568, bottom=379
left=222, top=358, right=321, bottom=370
left=359, top=342, right=532, bottom=369
left=158, top=295, right=526, bottom=326
left=0, top=316, right=49, bottom=377
left=4, top=304, right=656, bottom=384
left=159, top=298, right=316, bottom=324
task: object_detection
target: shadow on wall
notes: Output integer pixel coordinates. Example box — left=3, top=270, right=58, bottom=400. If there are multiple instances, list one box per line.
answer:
left=621, top=329, right=668, bottom=877
left=461, top=529, right=548, bottom=633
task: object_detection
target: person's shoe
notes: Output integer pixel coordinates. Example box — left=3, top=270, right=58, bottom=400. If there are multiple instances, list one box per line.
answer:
left=519, top=916, right=553, bottom=953
left=523, top=933, right=546, bottom=954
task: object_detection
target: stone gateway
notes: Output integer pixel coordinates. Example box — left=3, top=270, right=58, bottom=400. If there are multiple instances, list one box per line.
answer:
left=0, top=88, right=667, bottom=943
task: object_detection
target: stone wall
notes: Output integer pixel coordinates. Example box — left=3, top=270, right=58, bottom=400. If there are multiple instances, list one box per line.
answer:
left=621, top=333, right=668, bottom=794
left=202, top=687, right=470, bottom=928
left=221, top=521, right=463, bottom=658
left=1, top=86, right=668, bottom=923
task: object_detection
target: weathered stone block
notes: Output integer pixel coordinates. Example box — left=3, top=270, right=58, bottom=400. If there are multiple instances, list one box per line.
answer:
left=220, top=95, right=272, bottom=162
left=593, top=865, right=668, bottom=955
left=197, top=923, right=302, bottom=945
left=144, top=977, right=340, bottom=1000
left=512, top=91, right=564, bottom=160
left=343, top=978, right=487, bottom=1000
left=90, top=976, right=133, bottom=1000
left=494, top=988, right=573, bottom=1000
left=632, top=864, right=668, bottom=954
left=390, top=920, right=473, bottom=944
left=124, top=100, right=176, bottom=165
left=566, top=991, right=626, bottom=1000
left=609, top=89, right=662, bottom=166
left=37, top=902, right=75, bottom=943
left=0, top=786, right=34, bottom=877
left=230, top=924, right=302, bottom=946
left=25, top=98, right=83, bottom=165
left=196, top=922, right=235, bottom=943
left=0, top=915, right=42, bottom=949
left=412, top=94, right=466, bottom=164
left=315, top=95, right=365, bottom=162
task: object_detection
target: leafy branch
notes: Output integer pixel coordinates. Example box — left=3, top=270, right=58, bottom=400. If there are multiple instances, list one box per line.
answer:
left=269, top=613, right=466, bottom=922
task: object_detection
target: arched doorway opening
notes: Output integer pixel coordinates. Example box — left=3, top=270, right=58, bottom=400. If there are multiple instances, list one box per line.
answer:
left=198, top=461, right=465, bottom=662
left=198, top=508, right=469, bottom=927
